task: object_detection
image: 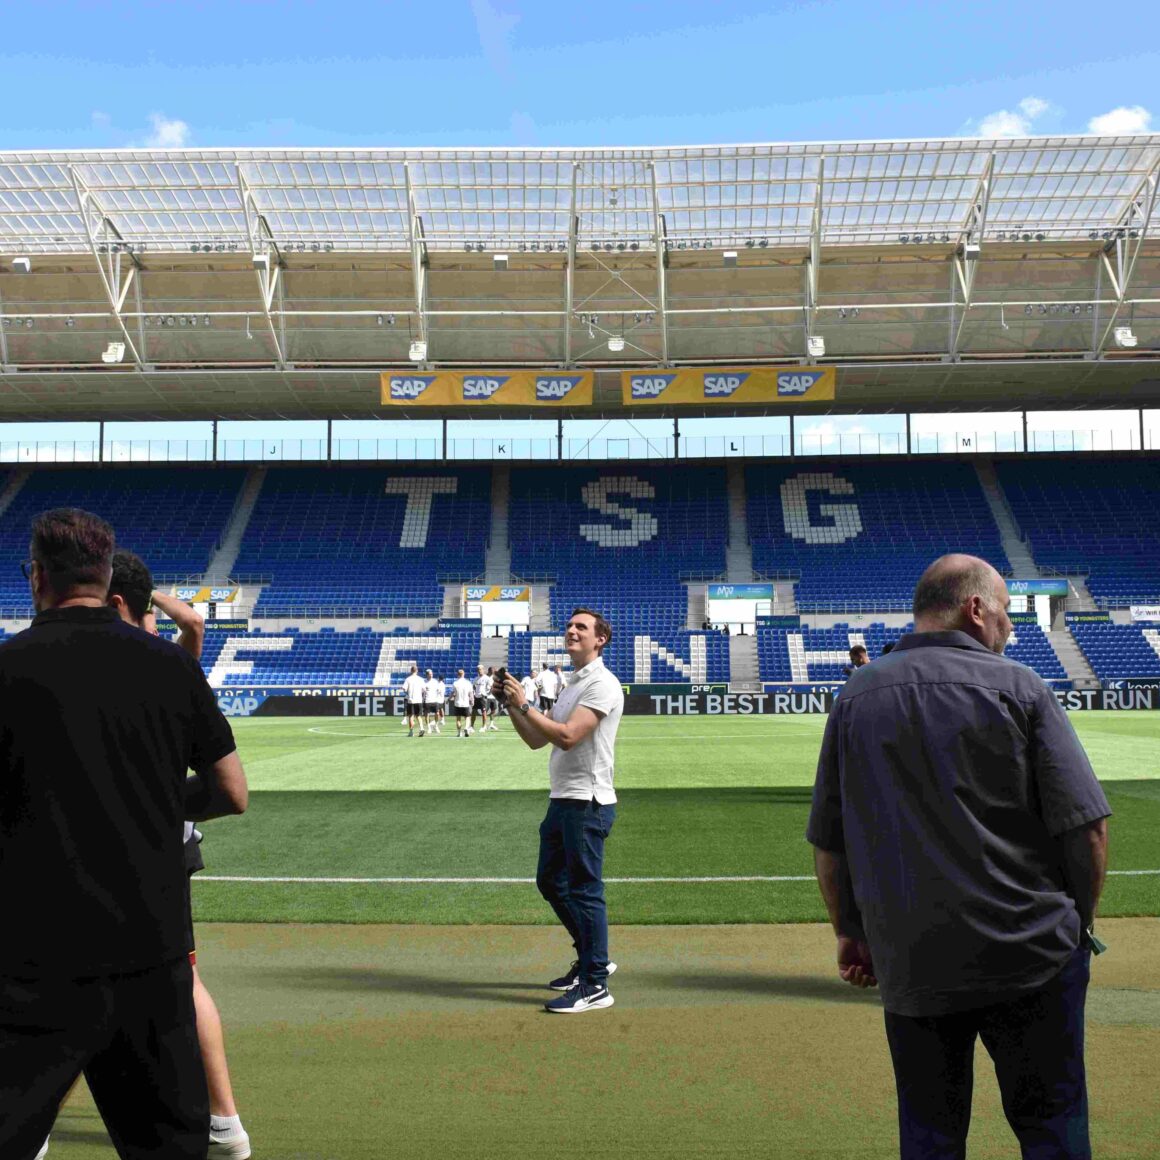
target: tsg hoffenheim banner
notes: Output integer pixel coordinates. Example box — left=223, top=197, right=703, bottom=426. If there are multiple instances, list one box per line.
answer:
left=381, top=370, right=593, bottom=407
left=622, top=366, right=836, bottom=406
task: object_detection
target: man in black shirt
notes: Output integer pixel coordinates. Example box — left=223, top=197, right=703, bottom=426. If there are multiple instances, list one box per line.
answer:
left=808, top=554, right=1109, bottom=1159
left=0, top=509, right=247, bottom=1160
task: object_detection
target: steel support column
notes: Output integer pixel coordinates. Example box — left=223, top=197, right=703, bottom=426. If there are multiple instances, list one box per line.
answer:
left=564, top=165, right=579, bottom=365
left=1094, top=153, right=1160, bottom=355
left=803, top=158, right=824, bottom=356
left=648, top=163, right=670, bottom=363
left=69, top=167, right=144, bottom=368
left=237, top=171, right=287, bottom=369
left=950, top=154, right=995, bottom=357
left=403, top=164, right=429, bottom=359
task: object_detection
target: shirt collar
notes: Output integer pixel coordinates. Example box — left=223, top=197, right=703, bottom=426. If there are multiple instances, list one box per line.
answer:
left=568, top=656, right=605, bottom=684
left=893, top=629, right=997, bottom=655
left=32, top=605, right=120, bottom=627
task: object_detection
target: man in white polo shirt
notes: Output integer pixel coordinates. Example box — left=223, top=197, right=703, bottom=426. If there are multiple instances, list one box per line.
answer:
left=503, top=608, right=624, bottom=1014
left=402, top=664, right=427, bottom=737
left=451, top=668, right=474, bottom=738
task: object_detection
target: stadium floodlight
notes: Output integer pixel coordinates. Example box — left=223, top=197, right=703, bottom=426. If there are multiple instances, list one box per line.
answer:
left=252, top=253, right=270, bottom=271
left=493, top=253, right=508, bottom=270
left=723, top=250, right=738, bottom=268
left=1113, top=327, right=1138, bottom=349
left=806, top=335, right=826, bottom=358
left=101, top=342, right=126, bottom=364
left=11, top=257, right=31, bottom=274
left=962, top=242, right=980, bottom=261
left=607, top=336, right=625, bottom=352
left=409, top=340, right=428, bottom=362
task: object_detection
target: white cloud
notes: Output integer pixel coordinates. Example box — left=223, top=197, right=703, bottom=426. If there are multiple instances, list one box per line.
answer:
left=470, top=0, right=519, bottom=80
left=143, top=113, right=190, bottom=148
left=1087, top=105, right=1152, bottom=135
left=973, top=95, right=1051, bottom=138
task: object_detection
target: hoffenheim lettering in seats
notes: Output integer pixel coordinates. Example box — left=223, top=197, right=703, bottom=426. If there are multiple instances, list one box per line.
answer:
left=631, top=374, right=677, bottom=398
left=777, top=372, right=824, bottom=396
left=389, top=376, right=437, bottom=399
left=462, top=376, right=509, bottom=399
left=536, top=376, right=581, bottom=401
left=703, top=373, right=750, bottom=397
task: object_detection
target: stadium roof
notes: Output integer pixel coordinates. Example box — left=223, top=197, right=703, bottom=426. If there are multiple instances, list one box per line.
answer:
left=1, top=137, right=1158, bottom=420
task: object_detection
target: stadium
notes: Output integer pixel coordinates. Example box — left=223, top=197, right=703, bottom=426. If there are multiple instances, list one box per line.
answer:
left=2, top=137, right=1159, bottom=1157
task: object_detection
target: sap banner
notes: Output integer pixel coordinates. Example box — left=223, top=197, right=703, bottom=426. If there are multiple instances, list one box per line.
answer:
left=382, top=370, right=593, bottom=407
left=623, top=366, right=835, bottom=406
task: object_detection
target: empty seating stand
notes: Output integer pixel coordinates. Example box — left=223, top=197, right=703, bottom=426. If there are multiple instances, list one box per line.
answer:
left=236, top=467, right=491, bottom=618
left=746, top=462, right=1010, bottom=612
left=998, top=459, right=1160, bottom=608
left=1068, top=619, right=1160, bottom=679
left=0, top=466, right=245, bottom=617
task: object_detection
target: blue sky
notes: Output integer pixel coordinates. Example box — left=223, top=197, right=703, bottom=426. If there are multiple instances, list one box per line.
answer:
left=0, top=0, right=1156, bottom=150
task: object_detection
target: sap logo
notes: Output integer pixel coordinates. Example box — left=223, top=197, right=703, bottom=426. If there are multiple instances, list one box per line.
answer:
left=465, top=587, right=488, bottom=600
left=536, top=376, right=581, bottom=401
left=630, top=374, right=677, bottom=399
left=209, top=588, right=233, bottom=602
left=217, top=696, right=261, bottom=717
left=777, top=372, right=825, bottom=396
left=176, top=587, right=199, bottom=601
left=389, top=375, right=436, bottom=400
left=462, top=376, right=509, bottom=400
left=499, top=587, right=524, bottom=600
left=704, top=373, right=750, bottom=397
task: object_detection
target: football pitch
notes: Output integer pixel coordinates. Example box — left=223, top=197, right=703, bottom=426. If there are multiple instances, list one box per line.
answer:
left=191, top=711, right=1160, bottom=926
left=51, top=712, right=1160, bottom=1158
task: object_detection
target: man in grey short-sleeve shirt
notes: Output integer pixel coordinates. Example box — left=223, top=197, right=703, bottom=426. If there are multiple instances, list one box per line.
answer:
left=808, top=554, right=1109, bottom=1158
left=504, top=608, right=623, bottom=1014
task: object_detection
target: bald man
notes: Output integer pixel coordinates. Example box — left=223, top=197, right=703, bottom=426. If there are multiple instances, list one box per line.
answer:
left=808, top=554, right=1110, bottom=1160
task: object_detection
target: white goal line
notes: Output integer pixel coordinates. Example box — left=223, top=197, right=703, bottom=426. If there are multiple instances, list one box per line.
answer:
left=195, top=870, right=1159, bottom=886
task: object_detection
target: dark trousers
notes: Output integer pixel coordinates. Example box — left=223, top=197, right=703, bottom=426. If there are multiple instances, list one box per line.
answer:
left=536, top=797, right=616, bottom=986
left=883, top=947, right=1092, bottom=1160
left=0, top=956, right=208, bottom=1160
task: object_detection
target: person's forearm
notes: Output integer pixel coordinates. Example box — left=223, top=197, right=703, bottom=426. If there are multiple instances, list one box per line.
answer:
left=1059, top=818, right=1109, bottom=929
left=152, top=590, right=205, bottom=658
left=185, top=774, right=245, bottom=821
left=508, top=704, right=549, bottom=750
left=813, top=847, right=866, bottom=940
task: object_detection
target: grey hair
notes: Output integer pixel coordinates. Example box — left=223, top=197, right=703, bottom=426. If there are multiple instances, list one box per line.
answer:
left=912, top=558, right=1001, bottom=626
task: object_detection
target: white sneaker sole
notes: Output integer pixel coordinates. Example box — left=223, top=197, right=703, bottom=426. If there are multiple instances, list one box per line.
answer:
left=209, top=1133, right=252, bottom=1159
left=546, top=993, right=614, bottom=1013
left=549, top=961, right=617, bottom=991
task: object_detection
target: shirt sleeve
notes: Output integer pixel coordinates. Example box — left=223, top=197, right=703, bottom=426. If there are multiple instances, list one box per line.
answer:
left=806, top=700, right=845, bottom=852
left=187, top=659, right=237, bottom=772
left=577, top=674, right=622, bottom=719
left=1029, top=685, right=1111, bottom=836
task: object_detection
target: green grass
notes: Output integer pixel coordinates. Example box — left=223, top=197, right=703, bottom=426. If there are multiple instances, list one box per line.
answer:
left=192, top=711, right=1160, bottom=925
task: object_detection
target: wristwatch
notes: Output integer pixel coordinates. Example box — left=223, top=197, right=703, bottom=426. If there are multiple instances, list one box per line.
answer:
left=518, top=702, right=532, bottom=716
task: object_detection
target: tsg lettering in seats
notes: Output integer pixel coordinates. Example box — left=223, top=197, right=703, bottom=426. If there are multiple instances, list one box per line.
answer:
left=579, top=476, right=659, bottom=549
left=384, top=477, right=458, bottom=548
left=780, top=472, right=863, bottom=546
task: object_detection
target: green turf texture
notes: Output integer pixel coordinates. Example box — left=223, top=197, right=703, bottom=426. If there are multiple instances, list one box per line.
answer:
left=192, top=712, right=1160, bottom=925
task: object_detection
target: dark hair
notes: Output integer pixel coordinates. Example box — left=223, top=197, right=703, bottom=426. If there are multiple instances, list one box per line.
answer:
left=569, top=607, right=613, bottom=652
left=108, top=549, right=154, bottom=621
left=850, top=644, right=868, bottom=656
left=30, top=508, right=115, bottom=593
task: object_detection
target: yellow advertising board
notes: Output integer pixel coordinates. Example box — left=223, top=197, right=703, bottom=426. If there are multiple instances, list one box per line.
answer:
left=381, top=370, right=593, bottom=407
left=622, top=366, right=836, bottom=406
left=464, top=585, right=530, bottom=602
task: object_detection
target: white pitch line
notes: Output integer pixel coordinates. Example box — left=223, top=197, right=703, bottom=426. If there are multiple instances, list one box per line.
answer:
left=195, top=870, right=1160, bottom=885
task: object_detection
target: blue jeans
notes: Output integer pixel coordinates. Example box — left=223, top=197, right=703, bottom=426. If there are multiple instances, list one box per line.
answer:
left=536, top=797, right=616, bottom=986
left=883, top=947, right=1092, bottom=1160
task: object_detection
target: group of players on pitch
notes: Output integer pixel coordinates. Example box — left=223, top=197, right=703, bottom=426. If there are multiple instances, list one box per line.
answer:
left=400, top=662, right=567, bottom=738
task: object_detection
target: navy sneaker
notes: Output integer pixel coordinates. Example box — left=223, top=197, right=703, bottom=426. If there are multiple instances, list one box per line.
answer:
left=545, top=982, right=614, bottom=1013
left=548, top=960, right=617, bottom=991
